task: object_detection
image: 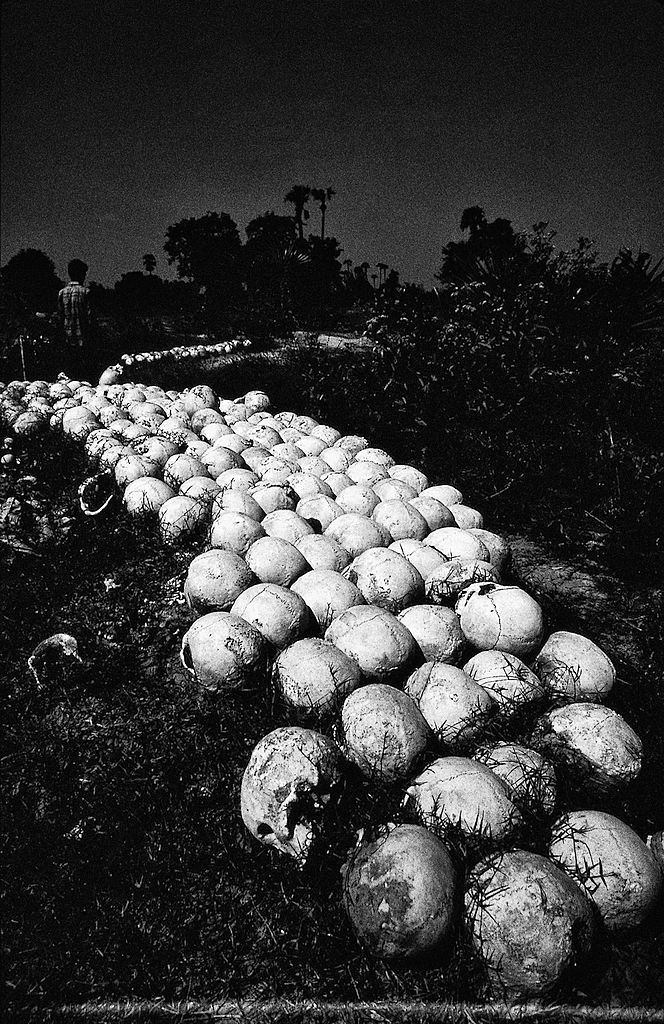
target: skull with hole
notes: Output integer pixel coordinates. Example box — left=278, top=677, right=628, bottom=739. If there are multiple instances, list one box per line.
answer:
left=241, top=726, right=343, bottom=864
left=425, top=558, right=498, bottom=604
left=180, top=612, right=269, bottom=693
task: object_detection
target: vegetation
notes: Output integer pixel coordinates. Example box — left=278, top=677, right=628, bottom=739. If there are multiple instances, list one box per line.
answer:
left=2, top=203, right=661, bottom=576
left=2, top=394, right=662, bottom=1019
left=1, top=249, right=63, bottom=313
left=363, top=217, right=664, bottom=582
left=0, top=181, right=399, bottom=374
left=1, top=203, right=663, bottom=1014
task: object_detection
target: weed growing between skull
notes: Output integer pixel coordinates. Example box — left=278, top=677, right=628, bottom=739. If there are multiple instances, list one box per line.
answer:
left=2, top=376, right=664, bottom=1010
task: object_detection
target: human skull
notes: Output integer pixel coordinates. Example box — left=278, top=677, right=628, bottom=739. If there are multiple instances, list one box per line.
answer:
left=240, top=726, right=343, bottom=864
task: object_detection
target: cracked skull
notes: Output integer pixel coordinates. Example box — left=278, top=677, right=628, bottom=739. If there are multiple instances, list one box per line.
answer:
left=240, top=726, right=344, bottom=864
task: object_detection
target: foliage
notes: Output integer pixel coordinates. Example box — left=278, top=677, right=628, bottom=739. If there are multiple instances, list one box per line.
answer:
left=1, top=248, right=63, bottom=314
left=376, top=215, right=663, bottom=574
left=292, top=236, right=343, bottom=313
left=164, top=211, right=244, bottom=310
left=284, top=184, right=311, bottom=240
left=437, top=208, right=526, bottom=286
left=2, top=387, right=663, bottom=1017
left=142, top=253, right=157, bottom=275
left=311, top=187, right=335, bottom=240
left=0, top=185, right=395, bottom=341
left=245, top=211, right=299, bottom=309
left=113, top=271, right=166, bottom=311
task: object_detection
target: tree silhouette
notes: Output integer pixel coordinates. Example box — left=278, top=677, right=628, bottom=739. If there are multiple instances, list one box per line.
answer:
left=164, top=211, right=243, bottom=310
left=284, top=185, right=311, bottom=240
left=301, top=236, right=343, bottom=310
left=1, top=248, right=63, bottom=312
left=245, top=211, right=298, bottom=306
left=115, top=270, right=163, bottom=312
left=351, top=263, right=374, bottom=304
left=311, top=187, right=335, bottom=240
left=459, top=205, right=487, bottom=236
left=607, top=248, right=664, bottom=342
left=142, top=253, right=157, bottom=275
left=383, top=269, right=400, bottom=302
left=280, top=242, right=311, bottom=313
left=437, top=207, right=526, bottom=285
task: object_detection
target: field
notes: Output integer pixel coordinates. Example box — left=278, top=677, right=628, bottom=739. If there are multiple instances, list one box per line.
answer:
left=2, top=343, right=664, bottom=1022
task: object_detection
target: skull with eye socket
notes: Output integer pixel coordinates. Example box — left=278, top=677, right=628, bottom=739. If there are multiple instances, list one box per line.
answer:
left=240, top=726, right=344, bottom=865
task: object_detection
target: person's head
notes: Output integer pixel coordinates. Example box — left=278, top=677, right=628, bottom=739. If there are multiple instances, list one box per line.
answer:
left=68, top=259, right=88, bottom=283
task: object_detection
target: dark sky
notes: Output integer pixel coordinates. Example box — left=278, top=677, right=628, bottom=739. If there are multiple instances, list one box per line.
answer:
left=2, top=0, right=663, bottom=286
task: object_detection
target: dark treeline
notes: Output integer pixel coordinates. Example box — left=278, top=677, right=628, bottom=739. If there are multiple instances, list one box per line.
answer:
left=0, top=184, right=401, bottom=343
left=0, top=199, right=663, bottom=576
left=1, top=194, right=662, bottom=380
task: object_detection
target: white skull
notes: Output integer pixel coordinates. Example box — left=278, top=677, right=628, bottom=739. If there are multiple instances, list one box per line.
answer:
left=240, top=726, right=343, bottom=864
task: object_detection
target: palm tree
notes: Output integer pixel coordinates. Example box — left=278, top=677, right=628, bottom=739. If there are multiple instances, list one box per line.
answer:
left=311, top=187, right=335, bottom=240
left=459, top=206, right=487, bottom=237
left=279, top=242, right=310, bottom=312
left=284, top=185, right=311, bottom=240
left=142, top=253, right=157, bottom=275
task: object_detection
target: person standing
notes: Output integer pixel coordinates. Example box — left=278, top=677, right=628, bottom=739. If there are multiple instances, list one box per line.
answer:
left=58, top=258, right=94, bottom=379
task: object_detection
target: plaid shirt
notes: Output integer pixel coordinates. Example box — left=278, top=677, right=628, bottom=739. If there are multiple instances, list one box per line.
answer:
left=58, top=281, right=91, bottom=346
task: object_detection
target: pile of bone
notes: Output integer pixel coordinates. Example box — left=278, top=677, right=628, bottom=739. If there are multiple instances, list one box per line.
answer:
left=98, top=336, right=252, bottom=385
left=1, top=375, right=662, bottom=1000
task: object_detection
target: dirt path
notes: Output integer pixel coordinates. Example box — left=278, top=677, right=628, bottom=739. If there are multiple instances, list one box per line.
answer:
left=507, top=534, right=658, bottom=677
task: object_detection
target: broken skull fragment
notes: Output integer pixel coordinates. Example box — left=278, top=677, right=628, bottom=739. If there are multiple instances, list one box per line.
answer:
left=78, top=473, right=115, bottom=516
left=28, top=633, right=82, bottom=689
